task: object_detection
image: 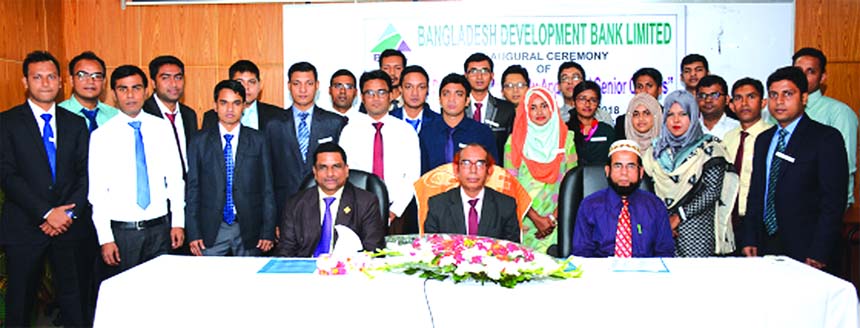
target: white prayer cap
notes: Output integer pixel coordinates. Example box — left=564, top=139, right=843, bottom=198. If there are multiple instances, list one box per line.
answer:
left=608, top=140, right=642, bottom=158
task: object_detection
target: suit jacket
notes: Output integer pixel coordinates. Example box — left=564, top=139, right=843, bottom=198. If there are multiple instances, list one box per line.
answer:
left=200, top=101, right=284, bottom=131
left=424, top=187, right=520, bottom=243
left=0, top=104, right=92, bottom=244
left=467, top=95, right=515, bottom=160
left=390, top=103, right=442, bottom=133
left=743, top=114, right=847, bottom=264
left=265, top=105, right=346, bottom=215
left=275, top=183, right=385, bottom=257
left=185, top=125, right=276, bottom=249
left=142, top=95, right=199, bottom=138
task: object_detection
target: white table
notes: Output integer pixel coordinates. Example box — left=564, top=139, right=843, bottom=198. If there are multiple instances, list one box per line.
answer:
left=94, top=255, right=859, bottom=328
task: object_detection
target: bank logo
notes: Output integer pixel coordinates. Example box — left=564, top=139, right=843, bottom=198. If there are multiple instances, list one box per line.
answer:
left=371, top=24, right=411, bottom=53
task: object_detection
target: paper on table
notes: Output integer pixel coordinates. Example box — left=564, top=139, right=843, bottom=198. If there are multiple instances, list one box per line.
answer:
left=611, top=258, right=670, bottom=273
left=332, top=224, right=363, bottom=256
left=258, top=259, right=317, bottom=274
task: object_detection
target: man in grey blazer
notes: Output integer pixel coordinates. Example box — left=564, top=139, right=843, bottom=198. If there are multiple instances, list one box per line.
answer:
left=424, top=144, right=520, bottom=243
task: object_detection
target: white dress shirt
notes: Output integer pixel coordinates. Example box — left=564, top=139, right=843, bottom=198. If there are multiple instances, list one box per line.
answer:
left=317, top=186, right=344, bottom=252
left=89, top=111, right=186, bottom=245
left=339, top=113, right=420, bottom=217
left=460, top=187, right=485, bottom=229
left=154, top=95, right=188, bottom=169
left=469, top=95, right=488, bottom=124
left=699, top=113, right=740, bottom=140
left=28, top=99, right=57, bottom=139
left=219, top=123, right=240, bottom=163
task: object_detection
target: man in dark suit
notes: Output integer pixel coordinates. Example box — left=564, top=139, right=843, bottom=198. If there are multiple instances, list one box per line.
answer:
left=463, top=53, right=515, bottom=158
left=266, top=62, right=346, bottom=215
left=276, top=143, right=386, bottom=257
left=390, top=65, right=442, bottom=134
left=424, top=144, right=520, bottom=243
left=142, top=55, right=198, bottom=175
left=0, top=51, right=94, bottom=327
left=201, top=60, right=284, bottom=131
left=742, top=66, right=848, bottom=273
left=186, top=80, right=275, bottom=257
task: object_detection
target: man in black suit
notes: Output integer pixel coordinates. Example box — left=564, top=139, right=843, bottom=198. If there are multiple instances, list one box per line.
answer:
left=276, top=143, right=385, bottom=257
left=0, top=51, right=94, bottom=327
left=742, top=66, right=848, bottom=272
left=142, top=55, right=198, bottom=175
left=424, top=144, right=520, bottom=243
left=266, top=62, right=346, bottom=214
left=186, top=80, right=275, bottom=256
left=463, top=53, right=515, bottom=159
left=201, top=60, right=284, bottom=131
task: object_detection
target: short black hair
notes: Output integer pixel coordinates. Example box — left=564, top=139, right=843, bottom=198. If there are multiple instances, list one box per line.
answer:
left=69, top=51, right=106, bottom=75
left=696, top=75, right=728, bottom=94
left=792, top=47, right=827, bottom=73
left=731, top=77, right=764, bottom=98
left=767, top=66, right=808, bottom=94
left=681, top=54, right=709, bottom=71
left=23, top=50, right=60, bottom=77
left=110, top=65, right=148, bottom=90
left=288, top=61, right=318, bottom=81
left=573, top=80, right=602, bottom=103
left=330, top=69, right=356, bottom=86
left=558, top=61, right=586, bottom=83
left=400, top=65, right=429, bottom=85
left=631, top=67, right=662, bottom=87
left=463, top=52, right=493, bottom=72
left=359, top=70, right=392, bottom=93
left=439, top=73, right=471, bottom=96
left=229, top=59, right=260, bottom=80
left=213, top=79, right=246, bottom=103
left=378, top=49, right=407, bottom=68
left=313, top=142, right=347, bottom=167
left=148, top=55, right=185, bottom=80
left=502, top=65, right=530, bottom=86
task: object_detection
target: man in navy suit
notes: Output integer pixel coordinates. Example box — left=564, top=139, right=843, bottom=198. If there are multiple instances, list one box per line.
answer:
left=200, top=60, right=284, bottom=131
left=390, top=65, right=442, bottom=134
left=0, top=51, right=94, bottom=326
left=186, top=80, right=275, bottom=256
left=742, top=66, right=848, bottom=272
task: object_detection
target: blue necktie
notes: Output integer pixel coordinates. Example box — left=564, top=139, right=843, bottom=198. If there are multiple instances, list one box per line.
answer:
left=298, top=111, right=310, bottom=162
left=313, top=197, right=336, bottom=257
left=405, top=118, right=421, bottom=132
left=129, top=121, right=150, bottom=209
left=40, top=113, right=56, bottom=183
left=81, top=108, right=99, bottom=133
left=764, top=129, right=788, bottom=235
left=223, top=134, right=236, bottom=225
left=444, top=127, right=455, bottom=162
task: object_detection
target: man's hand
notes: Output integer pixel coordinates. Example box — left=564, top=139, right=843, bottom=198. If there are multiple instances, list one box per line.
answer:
left=669, top=214, right=681, bottom=238
left=805, top=258, right=826, bottom=270
left=742, top=246, right=757, bottom=257
left=39, top=222, right=61, bottom=237
left=101, top=242, right=121, bottom=266
left=257, top=239, right=274, bottom=252
left=45, top=204, right=75, bottom=234
left=170, top=228, right=185, bottom=249
left=189, top=239, right=206, bottom=256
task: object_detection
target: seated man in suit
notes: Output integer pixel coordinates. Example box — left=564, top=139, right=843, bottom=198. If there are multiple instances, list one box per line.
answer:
left=276, top=143, right=386, bottom=257
left=424, top=144, right=520, bottom=243
left=572, top=140, right=674, bottom=258
left=186, top=80, right=275, bottom=257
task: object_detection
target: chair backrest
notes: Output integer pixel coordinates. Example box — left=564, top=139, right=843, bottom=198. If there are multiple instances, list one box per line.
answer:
left=554, top=165, right=654, bottom=257
left=300, top=169, right=390, bottom=221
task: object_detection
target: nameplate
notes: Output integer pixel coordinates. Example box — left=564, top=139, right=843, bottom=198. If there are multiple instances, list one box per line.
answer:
left=775, top=151, right=795, bottom=163
left=318, top=136, right=333, bottom=144
left=458, top=143, right=468, bottom=148
left=258, top=259, right=317, bottom=274
left=590, top=136, right=608, bottom=142
left=485, top=120, right=500, bottom=128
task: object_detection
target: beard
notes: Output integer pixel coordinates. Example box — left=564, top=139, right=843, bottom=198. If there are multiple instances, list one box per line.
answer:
left=607, top=176, right=641, bottom=197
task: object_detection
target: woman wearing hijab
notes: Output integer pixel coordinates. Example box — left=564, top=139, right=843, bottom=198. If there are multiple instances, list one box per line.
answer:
left=567, top=81, right=615, bottom=165
left=504, top=87, right=578, bottom=254
left=642, top=90, right=738, bottom=257
left=624, top=93, right=663, bottom=152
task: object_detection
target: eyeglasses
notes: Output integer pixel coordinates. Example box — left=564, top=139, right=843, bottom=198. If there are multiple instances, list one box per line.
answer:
left=576, top=96, right=598, bottom=104
left=560, top=74, right=582, bottom=83
left=362, top=89, right=389, bottom=98
left=459, top=159, right=487, bottom=168
left=332, top=83, right=355, bottom=90
left=467, top=68, right=491, bottom=75
left=503, top=82, right=528, bottom=90
left=611, top=163, right=640, bottom=171
left=75, top=71, right=105, bottom=81
left=697, top=92, right=723, bottom=100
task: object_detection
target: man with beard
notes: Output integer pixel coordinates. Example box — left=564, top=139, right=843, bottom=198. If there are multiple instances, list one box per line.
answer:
left=572, top=140, right=674, bottom=257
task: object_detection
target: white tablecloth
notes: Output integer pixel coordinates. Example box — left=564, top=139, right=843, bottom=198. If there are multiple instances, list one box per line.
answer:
left=94, top=255, right=858, bottom=328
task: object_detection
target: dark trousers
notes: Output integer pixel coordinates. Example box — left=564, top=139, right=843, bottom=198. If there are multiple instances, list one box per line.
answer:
left=100, top=219, right=170, bottom=280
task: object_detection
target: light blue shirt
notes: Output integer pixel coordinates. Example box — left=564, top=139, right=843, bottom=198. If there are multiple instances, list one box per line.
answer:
left=58, top=95, right=119, bottom=127
left=764, top=115, right=802, bottom=218
left=241, top=100, right=259, bottom=130
left=292, top=105, right=314, bottom=137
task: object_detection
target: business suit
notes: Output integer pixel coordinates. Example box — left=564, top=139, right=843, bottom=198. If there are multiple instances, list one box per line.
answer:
left=390, top=103, right=442, bottom=134
left=276, top=183, right=385, bottom=257
left=424, top=187, right=520, bottom=243
left=467, top=95, right=515, bottom=160
left=265, top=105, right=346, bottom=215
left=185, top=125, right=276, bottom=253
left=142, top=95, right=198, bottom=140
left=200, top=101, right=284, bottom=131
left=0, top=103, right=94, bottom=326
left=743, top=114, right=847, bottom=266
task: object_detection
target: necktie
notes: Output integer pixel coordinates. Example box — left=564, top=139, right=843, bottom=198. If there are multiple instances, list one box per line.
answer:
left=405, top=118, right=421, bottom=132
left=223, top=134, right=235, bottom=225
left=165, top=112, right=186, bottom=173
left=81, top=108, right=99, bottom=133
left=473, top=102, right=483, bottom=123
left=444, top=127, right=455, bottom=162
left=40, top=114, right=56, bottom=183
left=314, top=197, right=336, bottom=257
left=731, top=131, right=749, bottom=227
left=372, top=122, right=385, bottom=180
left=129, top=121, right=150, bottom=209
left=764, top=129, right=788, bottom=235
left=614, top=199, right=632, bottom=257
left=391, top=99, right=400, bottom=109
left=467, top=198, right=480, bottom=235
left=298, top=111, right=310, bottom=162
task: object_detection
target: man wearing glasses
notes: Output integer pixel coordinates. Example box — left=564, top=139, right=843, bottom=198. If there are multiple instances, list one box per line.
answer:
left=328, top=69, right=362, bottom=120
left=60, top=51, right=119, bottom=133
left=201, top=60, right=284, bottom=131
left=424, top=144, right=519, bottom=243
left=696, top=75, right=740, bottom=139
left=463, top=52, right=515, bottom=159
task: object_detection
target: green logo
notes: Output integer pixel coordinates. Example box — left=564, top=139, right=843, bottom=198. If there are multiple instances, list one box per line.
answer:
left=372, top=24, right=411, bottom=53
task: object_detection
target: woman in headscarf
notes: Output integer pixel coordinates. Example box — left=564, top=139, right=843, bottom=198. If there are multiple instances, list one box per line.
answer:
left=567, top=81, right=615, bottom=165
left=624, top=93, right=663, bottom=153
left=504, top=87, right=578, bottom=254
left=642, top=90, right=738, bottom=257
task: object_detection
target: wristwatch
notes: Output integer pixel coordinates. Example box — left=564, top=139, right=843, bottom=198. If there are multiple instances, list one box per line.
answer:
left=547, top=214, right=557, bottom=226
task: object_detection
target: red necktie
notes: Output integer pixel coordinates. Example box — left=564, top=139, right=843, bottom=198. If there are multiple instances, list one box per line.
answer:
left=372, top=122, right=384, bottom=180
left=473, top=102, right=483, bottom=123
left=731, top=131, right=749, bottom=227
left=467, top=198, right=479, bottom=235
left=165, top=112, right=186, bottom=173
left=614, top=199, right=632, bottom=258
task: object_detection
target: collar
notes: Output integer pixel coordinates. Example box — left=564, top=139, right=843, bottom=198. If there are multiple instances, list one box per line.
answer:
left=28, top=99, right=56, bottom=117
left=460, top=187, right=485, bottom=204
left=154, top=95, right=179, bottom=116
left=318, top=185, right=345, bottom=200
left=67, top=94, right=105, bottom=111
left=245, top=100, right=258, bottom=114
left=807, top=89, right=823, bottom=104
left=218, top=122, right=241, bottom=138
left=779, top=114, right=803, bottom=135
left=742, top=118, right=772, bottom=134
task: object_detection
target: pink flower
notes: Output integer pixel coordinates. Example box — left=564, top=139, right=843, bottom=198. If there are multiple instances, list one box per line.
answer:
left=470, top=256, right=483, bottom=264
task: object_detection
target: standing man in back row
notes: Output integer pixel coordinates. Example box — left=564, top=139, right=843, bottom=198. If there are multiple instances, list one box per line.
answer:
left=463, top=52, right=515, bottom=159
left=60, top=51, right=119, bottom=133
left=202, top=59, right=284, bottom=131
